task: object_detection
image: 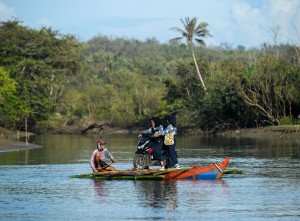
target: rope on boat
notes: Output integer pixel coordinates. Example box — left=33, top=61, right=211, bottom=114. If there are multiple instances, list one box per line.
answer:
left=214, top=163, right=224, bottom=173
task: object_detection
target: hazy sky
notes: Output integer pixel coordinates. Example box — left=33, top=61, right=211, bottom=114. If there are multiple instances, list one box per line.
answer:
left=0, top=0, right=299, bottom=48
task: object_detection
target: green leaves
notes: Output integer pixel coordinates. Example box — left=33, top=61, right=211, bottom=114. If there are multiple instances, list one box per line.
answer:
left=1, top=20, right=300, bottom=133
left=171, top=17, right=211, bottom=48
left=0, top=21, right=82, bottom=130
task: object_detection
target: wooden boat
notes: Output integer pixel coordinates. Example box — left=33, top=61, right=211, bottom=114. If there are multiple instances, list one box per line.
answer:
left=70, top=158, right=230, bottom=180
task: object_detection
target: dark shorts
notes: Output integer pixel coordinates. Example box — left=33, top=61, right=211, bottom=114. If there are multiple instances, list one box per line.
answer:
left=94, top=160, right=108, bottom=168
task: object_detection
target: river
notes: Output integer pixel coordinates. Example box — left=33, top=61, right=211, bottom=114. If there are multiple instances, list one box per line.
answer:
left=0, top=134, right=299, bottom=220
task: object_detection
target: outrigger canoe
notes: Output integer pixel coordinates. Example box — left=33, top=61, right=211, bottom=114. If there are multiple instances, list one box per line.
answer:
left=70, top=158, right=231, bottom=180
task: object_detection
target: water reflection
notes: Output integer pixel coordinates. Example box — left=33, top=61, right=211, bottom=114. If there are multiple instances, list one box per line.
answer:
left=178, top=135, right=300, bottom=160
left=0, top=134, right=299, bottom=166
left=133, top=180, right=178, bottom=210
left=91, top=179, right=178, bottom=210
left=89, top=177, right=230, bottom=212
left=177, top=179, right=230, bottom=212
left=91, top=180, right=107, bottom=199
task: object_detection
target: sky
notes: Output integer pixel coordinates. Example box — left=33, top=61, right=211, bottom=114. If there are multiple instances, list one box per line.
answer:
left=0, top=0, right=300, bottom=48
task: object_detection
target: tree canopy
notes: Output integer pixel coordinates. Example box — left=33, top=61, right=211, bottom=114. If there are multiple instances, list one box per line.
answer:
left=0, top=21, right=82, bottom=129
left=0, top=20, right=299, bottom=134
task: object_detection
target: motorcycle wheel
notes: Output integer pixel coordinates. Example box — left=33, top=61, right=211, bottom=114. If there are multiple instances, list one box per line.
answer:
left=133, top=153, right=151, bottom=169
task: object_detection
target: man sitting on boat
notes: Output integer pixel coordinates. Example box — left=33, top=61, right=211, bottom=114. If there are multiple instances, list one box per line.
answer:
left=90, top=140, right=116, bottom=172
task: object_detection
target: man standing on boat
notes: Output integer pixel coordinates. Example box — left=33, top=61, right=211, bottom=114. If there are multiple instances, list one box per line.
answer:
left=90, top=140, right=116, bottom=172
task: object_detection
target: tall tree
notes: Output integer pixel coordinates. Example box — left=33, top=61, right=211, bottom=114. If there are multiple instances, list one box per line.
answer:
left=170, top=17, right=212, bottom=92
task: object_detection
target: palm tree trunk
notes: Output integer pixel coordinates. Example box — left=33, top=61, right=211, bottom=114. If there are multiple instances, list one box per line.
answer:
left=191, top=45, right=207, bottom=92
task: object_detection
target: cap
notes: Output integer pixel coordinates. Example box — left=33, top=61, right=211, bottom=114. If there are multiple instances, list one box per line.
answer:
left=98, top=140, right=106, bottom=145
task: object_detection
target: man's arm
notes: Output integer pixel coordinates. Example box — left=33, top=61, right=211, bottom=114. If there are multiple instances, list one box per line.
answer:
left=104, top=149, right=116, bottom=163
left=89, top=150, right=97, bottom=172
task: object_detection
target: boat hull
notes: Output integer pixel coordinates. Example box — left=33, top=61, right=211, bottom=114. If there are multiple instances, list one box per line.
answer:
left=162, top=157, right=230, bottom=180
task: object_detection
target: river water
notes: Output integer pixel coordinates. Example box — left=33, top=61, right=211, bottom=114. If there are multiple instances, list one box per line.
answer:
left=0, top=134, right=299, bottom=221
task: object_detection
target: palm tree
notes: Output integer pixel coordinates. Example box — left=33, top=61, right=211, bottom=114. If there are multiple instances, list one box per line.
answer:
left=170, top=17, right=212, bottom=92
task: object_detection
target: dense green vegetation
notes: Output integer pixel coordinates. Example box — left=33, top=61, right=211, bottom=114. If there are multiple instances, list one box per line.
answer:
left=0, top=21, right=299, bottom=134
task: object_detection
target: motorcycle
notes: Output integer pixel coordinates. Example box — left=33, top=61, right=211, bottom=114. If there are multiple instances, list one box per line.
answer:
left=132, top=135, right=165, bottom=169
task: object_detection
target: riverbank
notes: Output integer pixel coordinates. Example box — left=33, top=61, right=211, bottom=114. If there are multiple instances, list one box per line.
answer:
left=219, top=125, right=300, bottom=139
left=0, top=125, right=299, bottom=152
left=0, top=127, right=41, bottom=152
